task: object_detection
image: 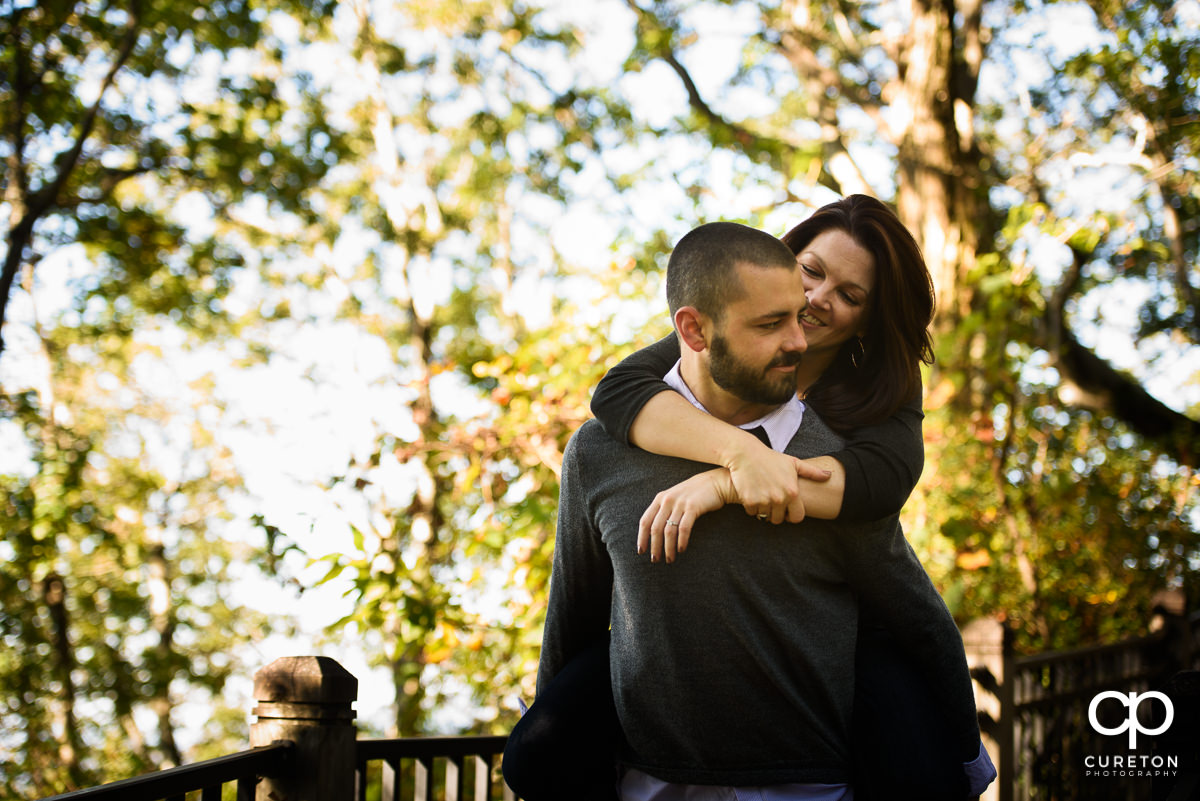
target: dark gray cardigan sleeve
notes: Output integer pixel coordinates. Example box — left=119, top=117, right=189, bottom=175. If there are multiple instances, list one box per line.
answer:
left=827, top=393, right=924, bottom=519
left=536, top=425, right=613, bottom=696
left=590, top=335, right=924, bottom=522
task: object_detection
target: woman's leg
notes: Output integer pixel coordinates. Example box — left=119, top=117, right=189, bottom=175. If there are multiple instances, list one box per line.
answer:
left=502, top=633, right=621, bottom=801
left=852, top=623, right=969, bottom=801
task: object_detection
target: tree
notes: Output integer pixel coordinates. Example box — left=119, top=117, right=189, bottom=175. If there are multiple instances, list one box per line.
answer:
left=0, top=342, right=291, bottom=797
left=280, top=0, right=652, bottom=734
left=1, top=0, right=337, bottom=793
left=5, top=3, right=1196, bottom=790
left=609, top=0, right=1199, bottom=648
left=0, top=0, right=342, bottom=356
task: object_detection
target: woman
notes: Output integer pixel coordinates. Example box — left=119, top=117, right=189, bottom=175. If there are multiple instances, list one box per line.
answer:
left=503, top=195, right=986, bottom=800
left=597, top=193, right=932, bottom=561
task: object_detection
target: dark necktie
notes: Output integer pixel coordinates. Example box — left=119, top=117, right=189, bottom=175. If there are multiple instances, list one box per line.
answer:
left=747, top=425, right=771, bottom=448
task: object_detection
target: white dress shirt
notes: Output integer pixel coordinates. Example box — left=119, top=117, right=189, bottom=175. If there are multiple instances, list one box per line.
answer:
left=663, top=362, right=806, bottom=449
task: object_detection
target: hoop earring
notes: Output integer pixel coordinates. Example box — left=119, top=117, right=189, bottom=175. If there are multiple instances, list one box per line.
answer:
left=850, top=336, right=865, bottom=369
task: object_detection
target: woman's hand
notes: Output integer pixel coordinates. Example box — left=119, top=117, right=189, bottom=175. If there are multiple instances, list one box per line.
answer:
left=638, top=469, right=737, bottom=563
left=725, top=441, right=829, bottom=524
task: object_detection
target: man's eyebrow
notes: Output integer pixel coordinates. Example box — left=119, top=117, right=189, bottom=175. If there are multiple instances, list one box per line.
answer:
left=750, top=308, right=797, bottom=322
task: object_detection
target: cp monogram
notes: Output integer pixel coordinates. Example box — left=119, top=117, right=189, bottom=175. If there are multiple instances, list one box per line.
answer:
left=1088, top=691, right=1174, bottom=749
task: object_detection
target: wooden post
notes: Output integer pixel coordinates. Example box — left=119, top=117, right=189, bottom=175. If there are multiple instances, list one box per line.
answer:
left=997, top=625, right=1015, bottom=801
left=961, top=618, right=1009, bottom=801
left=250, top=656, right=358, bottom=801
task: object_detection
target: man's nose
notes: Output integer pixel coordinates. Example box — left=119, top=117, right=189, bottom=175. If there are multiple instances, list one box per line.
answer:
left=783, top=317, right=808, bottom=352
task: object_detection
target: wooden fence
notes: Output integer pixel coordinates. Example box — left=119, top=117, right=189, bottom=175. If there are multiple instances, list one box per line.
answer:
left=37, top=605, right=1200, bottom=801
left=41, top=656, right=517, bottom=801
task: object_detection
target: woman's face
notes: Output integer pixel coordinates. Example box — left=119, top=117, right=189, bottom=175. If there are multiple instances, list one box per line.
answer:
left=796, top=229, right=875, bottom=356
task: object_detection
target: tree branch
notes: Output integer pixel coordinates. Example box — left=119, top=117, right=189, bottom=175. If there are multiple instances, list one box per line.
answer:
left=1047, top=246, right=1200, bottom=467
left=0, top=3, right=142, bottom=357
left=622, top=0, right=847, bottom=195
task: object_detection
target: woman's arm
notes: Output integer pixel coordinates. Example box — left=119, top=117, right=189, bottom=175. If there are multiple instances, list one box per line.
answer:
left=590, top=336, right=925, bottom=524
left=636, top=462, right=844, bottom=563
left=592, top=335, right=833, bottom=519
left=590, top=334, right=681, bottom=444
left=623, top=381, right=924, bottom=524
left=825, top=393, right=924, bottom=523
left=630, top=390, right=837, bottom=517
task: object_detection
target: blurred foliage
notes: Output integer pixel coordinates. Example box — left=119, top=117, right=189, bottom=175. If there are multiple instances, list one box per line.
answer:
left=1, top=0, right=326, bottom=795
left=0, top=347, right=286, bottom=796
left=1, top=0, right=1198, bottom=794
left=284, top=0, right=660, bottom=735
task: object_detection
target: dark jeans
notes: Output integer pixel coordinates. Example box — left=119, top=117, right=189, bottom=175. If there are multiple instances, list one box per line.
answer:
left=852, top=623, right=969, bottom=800
left=502, top=626, right=967, bottom=799
left=501, top=634, right=621, bottom=801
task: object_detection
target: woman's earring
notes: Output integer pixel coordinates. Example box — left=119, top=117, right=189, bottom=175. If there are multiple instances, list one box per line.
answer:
left=851, top=336, right=865, bottom=368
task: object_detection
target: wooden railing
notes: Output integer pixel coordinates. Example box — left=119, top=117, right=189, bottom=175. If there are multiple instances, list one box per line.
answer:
left=38, top=742, right=293, bottom=801
left=39, top=656, right=520, bottom=801
left=356, top=736, right=515, bottom=801
left=32, top=604, right=1200, bottom=801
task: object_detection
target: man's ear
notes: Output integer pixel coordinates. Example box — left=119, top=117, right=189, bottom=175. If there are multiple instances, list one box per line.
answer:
left=674, top=306, right=708, bottom=353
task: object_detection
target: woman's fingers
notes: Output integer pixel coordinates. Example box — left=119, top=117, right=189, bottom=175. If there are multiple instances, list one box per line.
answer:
left=792, top=456, right=832, bottom=482
left=744, top=502, right=787, bottom=524
left=662, top=510, right=700, bottom=562
left=638, top=470, right=730, bottom=562
left=640, top=498, right=698, bottom=563
left=638, top=497, right=678, bottom=563
left=638, top=497, right=661, bottom=556
left=786, top=494, right=807, bottom=523
left=675, top=515, right=694, bottom=554
left=662, top=518, right=678, bottom=563
left=728, top=449, right=800, bottom=510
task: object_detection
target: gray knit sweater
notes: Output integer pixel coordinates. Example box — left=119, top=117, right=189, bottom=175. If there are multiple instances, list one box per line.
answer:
left=538, top=412, right=980, bottom=786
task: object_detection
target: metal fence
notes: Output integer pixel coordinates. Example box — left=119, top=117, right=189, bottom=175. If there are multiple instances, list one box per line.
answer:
left=965, top=607, right=1200, bottom=801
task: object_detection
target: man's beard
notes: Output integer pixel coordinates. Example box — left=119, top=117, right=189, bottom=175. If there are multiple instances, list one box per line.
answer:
left=709, top=332, right=800, bottom=406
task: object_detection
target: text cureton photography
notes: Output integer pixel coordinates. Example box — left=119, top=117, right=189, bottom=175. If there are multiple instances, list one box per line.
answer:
left=1083, top=754, right=1179, bottom=779
left=1083, top=689, right=1181, bottom=781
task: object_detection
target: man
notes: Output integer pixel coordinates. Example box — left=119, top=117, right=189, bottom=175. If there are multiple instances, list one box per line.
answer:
left=538, top=221, right=993, bottom=799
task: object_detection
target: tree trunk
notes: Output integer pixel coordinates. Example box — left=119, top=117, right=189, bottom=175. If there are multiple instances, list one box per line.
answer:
left=891, top=0, right=987, bottom=338
left=146, top=536, right=182, bottom=767
left=396, top=300, right=440, bottom=738
left=43, top=573, right=84, bottom=786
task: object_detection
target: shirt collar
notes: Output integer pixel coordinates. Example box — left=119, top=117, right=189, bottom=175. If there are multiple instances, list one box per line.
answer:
left=664, top=361, right=805, bottom=452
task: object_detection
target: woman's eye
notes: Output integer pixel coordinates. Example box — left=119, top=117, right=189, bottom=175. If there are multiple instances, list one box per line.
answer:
left=840, top=291, right=862, bottom=306
left=800, top=264, right=821, bottom=277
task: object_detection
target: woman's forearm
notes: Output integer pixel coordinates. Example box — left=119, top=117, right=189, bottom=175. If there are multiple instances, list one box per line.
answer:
left=629, top=391, right=845, bottom=519
left=628, top=391, right=764, bottom=466
left=793, top=456, right=845, bottom=519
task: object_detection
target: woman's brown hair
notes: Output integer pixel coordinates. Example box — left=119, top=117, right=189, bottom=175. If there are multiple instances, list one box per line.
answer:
left=780, top=194, right=935, bottom=432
